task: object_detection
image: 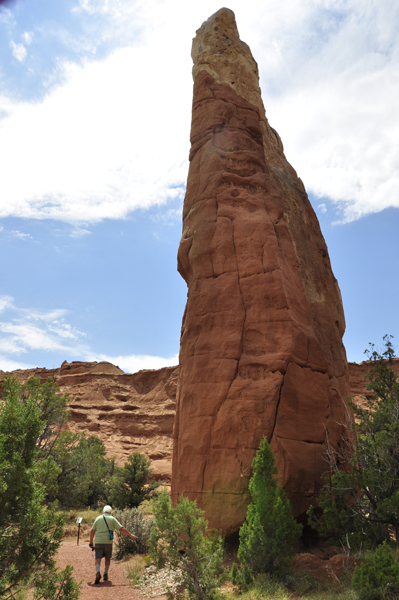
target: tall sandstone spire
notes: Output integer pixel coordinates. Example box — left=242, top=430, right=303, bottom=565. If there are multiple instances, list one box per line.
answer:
left=172, top=8, right=350, bottom=534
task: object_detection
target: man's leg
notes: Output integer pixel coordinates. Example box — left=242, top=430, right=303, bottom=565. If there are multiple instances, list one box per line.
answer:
left=103, top=557, right=111, bottom=580
left=94, top=555, right=102, bottom=583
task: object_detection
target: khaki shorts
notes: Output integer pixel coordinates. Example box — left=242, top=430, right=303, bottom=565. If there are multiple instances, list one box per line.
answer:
left=95, top=544, right=113, bottom=560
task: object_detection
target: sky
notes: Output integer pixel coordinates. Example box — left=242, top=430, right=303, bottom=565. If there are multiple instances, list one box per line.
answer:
left=0, top=0, right=398, bottom=373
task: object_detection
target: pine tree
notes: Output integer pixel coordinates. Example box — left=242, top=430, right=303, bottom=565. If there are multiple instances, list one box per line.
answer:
left=308, top=335, right=399, bottom=548
left=238, top=436, right=302, bottom=574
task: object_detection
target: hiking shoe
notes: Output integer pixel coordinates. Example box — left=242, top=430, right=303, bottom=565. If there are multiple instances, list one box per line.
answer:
left=103, top=573, right=108, bottom=581
left=95, top=573, right=101, bottom=584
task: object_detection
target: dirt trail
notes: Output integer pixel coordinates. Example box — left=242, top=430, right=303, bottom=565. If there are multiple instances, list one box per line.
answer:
left=56, top=541, right=144, bottom=600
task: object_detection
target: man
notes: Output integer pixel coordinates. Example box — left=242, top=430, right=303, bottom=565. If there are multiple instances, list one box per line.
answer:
left=89, top=505, right=137, bottom=584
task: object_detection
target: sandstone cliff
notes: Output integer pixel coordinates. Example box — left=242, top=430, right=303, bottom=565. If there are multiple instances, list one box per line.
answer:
left=172, top=8, right=350, bottom=533
left=0, top=361, right=178, bottom=482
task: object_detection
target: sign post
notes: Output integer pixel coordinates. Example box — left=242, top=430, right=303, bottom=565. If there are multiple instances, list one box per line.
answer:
left=76, top=517, right=83, bottom=546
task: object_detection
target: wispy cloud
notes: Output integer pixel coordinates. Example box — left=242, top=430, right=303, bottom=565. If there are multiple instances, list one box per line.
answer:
left=0, top=356, right=36, bottom=372
left=9, top=40, right=27, bottom=62
left=21, top=31, right=33, bottom=45
left=0, top=295, right=178, bottom=373
left=11, top=230, right=33, bottom=240
left=0, top=296, right=88, bottom=357
left=69, top=227, right=92, bottom=238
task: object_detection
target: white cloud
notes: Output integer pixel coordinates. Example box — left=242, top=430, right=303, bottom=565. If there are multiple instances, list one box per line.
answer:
left=11, top=230, right=33, bottom=240
left=0, top=356, right=36, bottom=372
left=0, top=296, right=14, bottom=314
left=0, top=297, right=88, bottom=356
left=265, top=4, right=399, bottom=222
left=0, top=295, right=178, bottom=373
left=0, top=42, right=191, bottom=223
left=10, top=40, right=27, bottom=62
left=86, top=352, right=179, bottom=373
left=0, top=0, right=398, bottom=224
left=22, top=31, right=33, bottom=45
left=69, top=227, right=92, bottom=238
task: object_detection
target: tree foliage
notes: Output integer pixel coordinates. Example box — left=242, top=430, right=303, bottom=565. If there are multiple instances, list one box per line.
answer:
left=20, top=377, right=70, bottom=457
left=49, top=431, right=111, bottom=508
left=308, top=335, right=399, bottom=547
left=238, top=436, right=302, bottom=574
left=107, top=453, right=159, bottom=509
left=0, top=376, right=80, bottom=600
left=149, top=489, right=225, bottom=600
left=352, top=542, right=399, bottom=600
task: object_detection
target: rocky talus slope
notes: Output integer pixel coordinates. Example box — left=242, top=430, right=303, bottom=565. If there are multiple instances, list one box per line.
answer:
left=172, top=8, right=350, bottom=533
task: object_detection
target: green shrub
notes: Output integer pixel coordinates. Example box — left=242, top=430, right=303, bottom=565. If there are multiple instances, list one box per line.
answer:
left=149, top=488, right=225, bottom=600
left=230, top=562, right=239, bottom=585
left=113, top=507, right=154, bottom=558
left=229, top=563, right=254, bottom=592
left=352, top=542, right=399, bottom=600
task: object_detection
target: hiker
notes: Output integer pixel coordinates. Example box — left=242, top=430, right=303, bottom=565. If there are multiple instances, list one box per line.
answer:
left=89, top=505, right=138, bottom=584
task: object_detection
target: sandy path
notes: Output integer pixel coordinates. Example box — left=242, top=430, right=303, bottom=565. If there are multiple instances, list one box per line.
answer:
left=56, top=541, right=144, bottom=600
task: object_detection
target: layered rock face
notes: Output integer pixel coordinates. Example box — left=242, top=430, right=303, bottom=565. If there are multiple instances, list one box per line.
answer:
left=0, top=361, right=178, bottom=482
left=172, top=8, right=350, bottom=533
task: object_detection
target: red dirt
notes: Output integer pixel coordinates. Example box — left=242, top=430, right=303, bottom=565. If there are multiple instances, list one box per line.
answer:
left=56, top=541, right=145, bottom=600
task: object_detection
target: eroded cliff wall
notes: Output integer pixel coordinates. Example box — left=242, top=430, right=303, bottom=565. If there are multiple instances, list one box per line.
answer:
left=0, top=361, right=178, bottom=482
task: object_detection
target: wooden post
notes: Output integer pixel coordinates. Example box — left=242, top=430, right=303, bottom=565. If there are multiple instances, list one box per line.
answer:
left=76, top=517, right=83, bottom=545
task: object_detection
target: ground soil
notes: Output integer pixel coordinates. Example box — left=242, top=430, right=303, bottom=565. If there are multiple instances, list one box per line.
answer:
left=56, top=540, right=146, bottom=600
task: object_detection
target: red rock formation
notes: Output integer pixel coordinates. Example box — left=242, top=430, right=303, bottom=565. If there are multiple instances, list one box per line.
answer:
left=172, top=8, right=351, bottom=534
left=0, top=361, right=177, bottom=482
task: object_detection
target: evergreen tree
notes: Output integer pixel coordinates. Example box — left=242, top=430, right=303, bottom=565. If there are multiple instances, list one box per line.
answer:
left=308, top=335, right=399, bottom=547
left=0, top=377, right=80, bottom=600
left=50, top=431, right=111, bottom=508
left=107, top=452, right=159, bottom=508
left=238, top=436, right=302, bottom=574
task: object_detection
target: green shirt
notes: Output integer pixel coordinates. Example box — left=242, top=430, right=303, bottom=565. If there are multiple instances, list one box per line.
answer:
left=91, top=514, right=122, bottom=544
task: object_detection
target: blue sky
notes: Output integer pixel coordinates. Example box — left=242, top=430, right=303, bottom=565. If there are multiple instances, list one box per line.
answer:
left=0, top=0, right=398, bottom=371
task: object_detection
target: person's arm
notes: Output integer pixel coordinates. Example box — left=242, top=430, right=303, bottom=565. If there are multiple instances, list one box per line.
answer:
left=89, top=528, right=95, bottom=547
left=119, top=526, right=137, bottom=540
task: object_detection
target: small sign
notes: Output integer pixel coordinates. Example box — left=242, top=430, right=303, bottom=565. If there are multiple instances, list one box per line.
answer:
left=76, top=517, right=83, bottom=524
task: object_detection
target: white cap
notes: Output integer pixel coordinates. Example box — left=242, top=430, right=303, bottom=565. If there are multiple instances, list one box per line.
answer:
left=103, top=505, right=112, bottom=514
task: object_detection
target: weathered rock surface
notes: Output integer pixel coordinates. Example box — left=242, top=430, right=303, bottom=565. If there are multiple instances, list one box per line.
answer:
left=172, top=8, right=350, bottom=533
left=0, top=361, right=178, bottom=482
